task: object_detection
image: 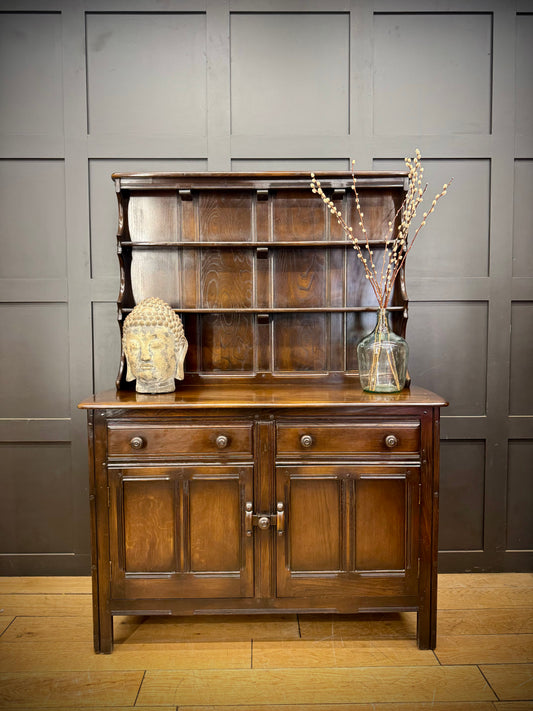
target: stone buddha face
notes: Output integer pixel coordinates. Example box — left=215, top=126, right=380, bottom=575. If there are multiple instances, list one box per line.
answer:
left=123, top=297, right=188, bottom=393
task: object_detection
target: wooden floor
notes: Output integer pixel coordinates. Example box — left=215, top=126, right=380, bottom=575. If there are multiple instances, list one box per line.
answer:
left=0, top=574, right=532, bottom=710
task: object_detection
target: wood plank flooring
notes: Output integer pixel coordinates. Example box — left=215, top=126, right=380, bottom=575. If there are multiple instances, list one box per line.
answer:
left=0, top=574, right=532, bottom=710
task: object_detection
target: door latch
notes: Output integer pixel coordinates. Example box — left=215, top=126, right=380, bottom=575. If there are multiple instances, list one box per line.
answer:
left=245, top=501, right=284, bottom=536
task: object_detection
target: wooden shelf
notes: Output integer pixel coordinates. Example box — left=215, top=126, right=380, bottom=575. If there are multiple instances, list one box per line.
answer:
left=119, top=240, right=385, bottom=248
left=119, top=306, right=405, bottom=315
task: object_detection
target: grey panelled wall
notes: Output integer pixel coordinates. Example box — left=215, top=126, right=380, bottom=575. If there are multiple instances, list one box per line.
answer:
left=0, top=0, right=531, bottom=575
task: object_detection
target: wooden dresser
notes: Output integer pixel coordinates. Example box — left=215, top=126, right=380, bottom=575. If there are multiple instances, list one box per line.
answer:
left=79, top=171, right=446, bottom=653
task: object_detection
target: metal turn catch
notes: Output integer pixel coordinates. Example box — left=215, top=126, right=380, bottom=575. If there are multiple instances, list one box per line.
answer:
left=245, top=502, right=285, bottom=536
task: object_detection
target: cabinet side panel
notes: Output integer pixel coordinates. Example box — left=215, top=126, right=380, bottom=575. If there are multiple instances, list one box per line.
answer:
left=189, top=478, right=241, bottom=572
left=289, top=478, right=341, bottom=571
left=123, top=479, right=176, bottom=573
left=355, top=477, right=406, bottom=571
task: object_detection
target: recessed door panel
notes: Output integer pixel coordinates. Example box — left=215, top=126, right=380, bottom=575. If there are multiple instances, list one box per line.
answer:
left=123, top=477, right=176, bottom=573
left=289, top=477, right=341, bottom=571
left=189, top=478, right=241, bottom=572
left=355, top=477, right=406, bottom=571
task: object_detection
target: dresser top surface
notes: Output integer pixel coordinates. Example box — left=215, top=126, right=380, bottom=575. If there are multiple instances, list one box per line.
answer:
left=112, top=170, right=408, bottom=186
left=79, top=382, right=447, bottom=410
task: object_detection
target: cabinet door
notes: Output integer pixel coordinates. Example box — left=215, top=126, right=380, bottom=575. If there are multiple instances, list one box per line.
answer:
left=109, top=465, right=253, bottom=599
left=276, top=465, right=420, bottom=601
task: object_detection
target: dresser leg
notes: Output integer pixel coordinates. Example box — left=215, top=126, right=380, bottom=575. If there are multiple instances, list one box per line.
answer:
left=94, top=609, right=114, bottom=654
left=416, top=602, right=436, bottom=650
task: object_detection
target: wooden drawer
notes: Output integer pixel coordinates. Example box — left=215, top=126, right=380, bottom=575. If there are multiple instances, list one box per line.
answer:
left=107, top=423, right=253, bottom=457
left=276, top=422, right=420, bottom=456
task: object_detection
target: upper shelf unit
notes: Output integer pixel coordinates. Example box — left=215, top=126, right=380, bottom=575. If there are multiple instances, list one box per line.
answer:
left=112, top=171, right=409, bottom=387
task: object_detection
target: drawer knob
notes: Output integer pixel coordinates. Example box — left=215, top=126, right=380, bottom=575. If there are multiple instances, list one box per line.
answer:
left=300, top=434, right=313, bottom=449
left=385, top=434, right=399, bottom=448
left=216, top=434, right=229, bottom=449
left=129, top=436, right=145, bottom=450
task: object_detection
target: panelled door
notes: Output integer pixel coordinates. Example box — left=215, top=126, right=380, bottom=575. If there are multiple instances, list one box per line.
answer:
left=108, top=464, right=254, bottom=599
left=276, top=464, right=421, bottom=600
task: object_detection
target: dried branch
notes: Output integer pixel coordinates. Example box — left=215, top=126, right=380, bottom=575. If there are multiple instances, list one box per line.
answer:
left=311, top=149, right=452, bottom=309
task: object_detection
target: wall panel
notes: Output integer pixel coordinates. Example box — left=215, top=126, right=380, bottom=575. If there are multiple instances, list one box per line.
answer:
left=509, top=301, right=533, bottom=415
left=407, top=301, right=488, bottom=417
left=515, top=13, right=533, bottom=138
left=86, top=12, right=208, bottom=136
left=374, top=158, right=491, bottom=278
left=230, top=12, right=350, bottom=136
left=92, top=302, right=121, bottom=393
left=440, top=441, right=485, bottom=552
left=0, top=443, right=72, bottom=554
left=373, top=13, right=492, bottom=136
left=507, top=440, right=533, bottom=550
left=0, top=303, right=70, bottom=418
left=513, top=160, right=533, bottom=277
left=0, top=0, right=531, bottom=574
left=0, top=160, right=66, bottom=279
left=0, top=12, right=63, bottom=136
left=232, top=158, right=350, bottom=171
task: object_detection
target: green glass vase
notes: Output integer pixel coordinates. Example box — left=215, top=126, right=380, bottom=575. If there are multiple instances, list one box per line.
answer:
left=357, top=309, right=409, bottom=392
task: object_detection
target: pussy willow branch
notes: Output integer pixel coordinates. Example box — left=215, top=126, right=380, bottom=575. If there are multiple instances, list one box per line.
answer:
left=310, top=177, right=383, bottom=302
left=311, top=149, right=452, bottom=310
left=385, top=178, right=452, bottom=306
left=351, top=170, right=380, bottom=288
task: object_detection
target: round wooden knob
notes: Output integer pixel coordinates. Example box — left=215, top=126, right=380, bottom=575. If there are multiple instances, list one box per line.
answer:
left=300, top=434, right=313, bottom=448
left=216, top=435, right=229, bottom=449
left=385, top=434, right=398, bottom=448
left=130, top=436, right=145, bottom=450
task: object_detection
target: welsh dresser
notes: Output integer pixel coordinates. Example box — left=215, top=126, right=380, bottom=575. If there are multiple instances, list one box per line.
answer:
left=79, top=171, right=447, bottom=653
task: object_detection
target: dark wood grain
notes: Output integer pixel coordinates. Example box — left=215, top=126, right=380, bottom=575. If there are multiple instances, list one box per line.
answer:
left=273, top=249, right=326, bottom=308
left=107, top=422, right=253, bottom=457
left=276, top=421, right=420, bottom=455
left=199, top=190, right=252, bottom=242
left=129, top=193, right=179, bottom=242
left=189, top=477, right=241, bottom=572
left=288, top=476, right=342, bottom=571
left=79, top=382, right=447, bottom=409
left=200, top=249, right=253, bottom=309
left=200, top=313, right=255, bottom=372
left=108, top=464, right=254, bottom=602
left=354, top=476, right=407, bottom=571
left=121, top=477, right=176, bottom=572
left=273, top=313, right=327, bottom=372
left=273, top=190, right=325, bottom=242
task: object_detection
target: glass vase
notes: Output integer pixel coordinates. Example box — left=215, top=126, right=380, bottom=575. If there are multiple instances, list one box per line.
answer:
left=357, top=309, right=409, bottom=392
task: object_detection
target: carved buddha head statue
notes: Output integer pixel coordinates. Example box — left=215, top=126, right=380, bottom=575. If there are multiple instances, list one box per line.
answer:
left=123, top=297, right=188, bottom=393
